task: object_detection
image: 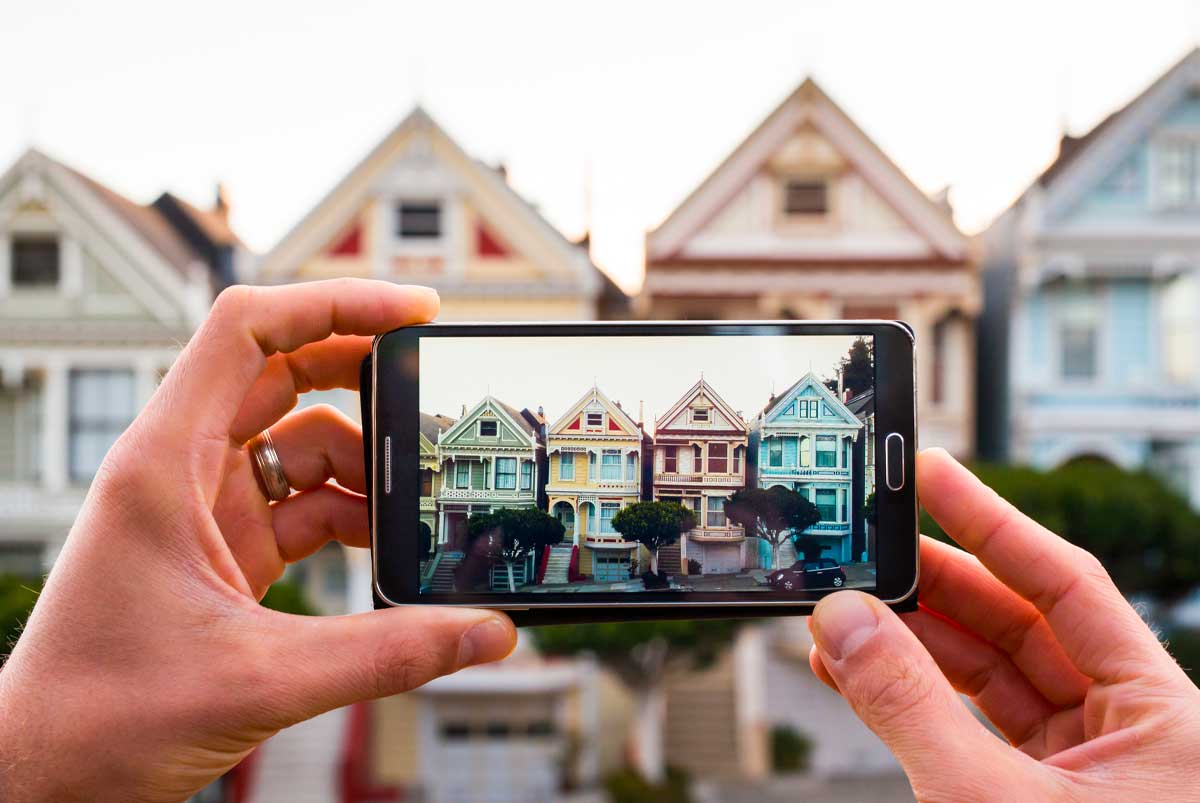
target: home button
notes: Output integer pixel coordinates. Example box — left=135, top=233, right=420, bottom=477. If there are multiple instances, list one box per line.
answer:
left=885, top=433, right=905, bottom=491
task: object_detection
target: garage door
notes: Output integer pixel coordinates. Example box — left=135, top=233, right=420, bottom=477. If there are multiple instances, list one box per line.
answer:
left=701, top=542, right=741, bottom=574
left=593, top=552, right=631, bottom=582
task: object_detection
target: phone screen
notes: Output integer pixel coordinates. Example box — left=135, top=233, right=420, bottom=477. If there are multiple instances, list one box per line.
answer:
left=404, top=330, right=881, bottom=601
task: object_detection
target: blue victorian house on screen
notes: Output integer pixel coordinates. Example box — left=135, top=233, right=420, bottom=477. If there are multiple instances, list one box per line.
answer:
left=979, top=49, right=1200, bottom=506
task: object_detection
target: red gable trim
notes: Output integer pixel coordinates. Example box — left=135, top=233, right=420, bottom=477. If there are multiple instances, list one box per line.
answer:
left=567, top=416, right=581, bottom=431
left=607, top=418, right=623, bottom=432
left=328, top=223, right=362, bottom=257
left=476, top=222, right=510, bottom=257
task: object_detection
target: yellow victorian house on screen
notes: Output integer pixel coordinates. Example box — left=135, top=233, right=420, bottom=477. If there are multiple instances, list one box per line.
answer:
left=545, top=386, right=651, bottom=582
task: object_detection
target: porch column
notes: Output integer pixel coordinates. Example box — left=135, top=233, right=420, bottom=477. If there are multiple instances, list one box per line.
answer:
left=41, top=357, right=68, bottom=493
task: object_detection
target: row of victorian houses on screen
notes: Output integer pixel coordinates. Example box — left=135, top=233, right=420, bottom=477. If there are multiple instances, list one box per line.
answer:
left=418, top=371, right=876, bottom=590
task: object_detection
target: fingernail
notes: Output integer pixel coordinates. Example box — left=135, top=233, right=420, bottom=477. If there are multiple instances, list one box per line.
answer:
left=812, top=592, right=879, bottom=662
left=458, top=617, right=515, bottom=667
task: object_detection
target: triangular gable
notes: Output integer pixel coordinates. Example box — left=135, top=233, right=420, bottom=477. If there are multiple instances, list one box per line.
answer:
left=0, top=149, right=208, bottom=328
left=1036, top=48, right=1200, bottom=221
left=259, top=106, right=600, bottom=293
left=548, top=386, right=641, bottom=438
left=647, top=79, right=967, bottom=263
left=762, top=372, right=861, bottom=428
left=440, top=396, right=534, bottom=447
left=656, top=378, right=748, bottom=433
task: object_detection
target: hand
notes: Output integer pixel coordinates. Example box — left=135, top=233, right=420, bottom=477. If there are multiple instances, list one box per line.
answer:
left=0, top=280, right=517, bottom=803
left=808, top=448, right=1200, bottom=801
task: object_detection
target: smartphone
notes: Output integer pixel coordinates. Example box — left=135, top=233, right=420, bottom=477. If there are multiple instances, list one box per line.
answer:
left=364, top=321, right=918, bottom=625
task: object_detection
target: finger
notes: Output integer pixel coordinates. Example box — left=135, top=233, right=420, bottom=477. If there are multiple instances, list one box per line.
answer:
left=808, top=645, right=839, bottom=692
left=902, top=607, right=1083, bottom=759
left=230, top=335, right=373, bottom=444
left=919, top=536, right=1090, bottom=707
left=157, top=280, right=437, bottom=447
left=918, top=448, right=1164, bottom=685
left=271, top=484, right=369, bottom=563
left=810, top=591, right=1039, bottom=797
left=266, top=405, right=366, bottom=494
left=271, top=606, right=517, bottom=723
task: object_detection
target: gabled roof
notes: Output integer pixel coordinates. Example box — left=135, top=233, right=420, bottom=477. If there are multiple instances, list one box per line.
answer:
left=1028, top=48, right=1200, bottom=219
left=4, top=149, right=241, bottom=284
left=647, top=78, right=968, bottom=263
left=759, top=371, right=861, bottom=428
left=548, top=385, right=642, bottom=437
left=844, top=388, right=875, bottom=422
left=655, top=377, right=748, bottom=433
left=260, top=105, right=611, bottom=295
left=440, top=395, right=538, bottom=445
left=419, top=411, right=456, bottom=444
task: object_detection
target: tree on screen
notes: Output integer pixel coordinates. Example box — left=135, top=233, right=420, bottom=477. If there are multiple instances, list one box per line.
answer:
left=612, top=501, right=696, bottom=576
left=725, top=486, right=821, bottom=570
left=466, top=507, right=564, bottom=592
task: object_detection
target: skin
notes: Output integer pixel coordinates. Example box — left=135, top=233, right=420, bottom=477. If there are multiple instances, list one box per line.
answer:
left=0, top=280, right=517, bottom=803
left=809, top=448, right=1200, bottom=802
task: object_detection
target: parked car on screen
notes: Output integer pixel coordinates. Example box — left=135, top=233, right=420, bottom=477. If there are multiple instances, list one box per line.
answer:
left=767, top=558, right=847, bottom=591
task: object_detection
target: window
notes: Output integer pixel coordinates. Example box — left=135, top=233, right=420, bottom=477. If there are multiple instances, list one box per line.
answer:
left=396, top=202, right=442, bottom=238
left=815, top=489, right=837, bottom=521
left=11, top=237, right=60, bottom=287
left=0, top=376, right=42, bottom=483
left=1158, top=139, right=1200, bottom=208
left=768, top=439, right=783, bottom=467
left=586, top=412, right=603, bottom=428
left=692, top=407, right=709, bottom=423
left=478, top=420, right=498, bottom=438
left=732, top=446, right=741, bottom=474
left=559, top=452, right=575, bottom=480
left=420, top=468, right=434, bottom=497
left=625, top=452, right=636, bottom=481
left=456, top=461, right=470, bottom=488
left=706, top=496, right=726, bottom=527
left=520, top=460, right=533, bottom=490
left=816, top=436, right=837, bottom=468
left=495, top=458, right=517, bottom=490
left=69, top=369, right=135, bottom=482
left=0, top=543, right=43, bottom=578
left=1061, top=326, right=1097, bottom=379
left=799, top=436, right=812, bottom=468
left=601, top=449, right=622, bottom=481
left=1059, top=285, right=1100, bottom=381
left=784, top=180, right=829, bottom=215
left=809, top=400, right=819, bottom=418
left=708, top=442, right=728, bottom=473
left=693, top=445, right=703, bottom=473
left=600, top=502, right=619, bottom=534
left=663, top=445, right=678, bottom=473
left=589, top=451, right=596, bottom=476
left=798, top=401, right=808, bottom=418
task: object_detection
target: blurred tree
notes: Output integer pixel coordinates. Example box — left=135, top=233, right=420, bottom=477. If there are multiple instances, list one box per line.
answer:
left=612, top=501, right=696, bottom=575
left=769, top=725, right=812, bottom=773
left=467, top=508, right=564, bottom=591
left=793, top=536, right=830, bottom=563
left=825, top=337, right=874, bottom=397
left=920, top=461, right=1200, bottom=603
left=0, top=574, right=42, bottom=654
left=726, top=486, right=821, bottom=570
left=260, top=580, right=316, bottom=616
left=534, top=617, right=742, bottom=784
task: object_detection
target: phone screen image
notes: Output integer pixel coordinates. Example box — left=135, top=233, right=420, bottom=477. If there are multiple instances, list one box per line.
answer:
left=413, top=332, right=878, bottom=598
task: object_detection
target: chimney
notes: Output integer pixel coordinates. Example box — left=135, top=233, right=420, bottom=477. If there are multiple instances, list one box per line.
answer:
left=494, top=162, right=508, bottom=181
left=215, top=183, right=230, bottom=221
left=461, top=403, right=467, bottom=416
left=638, top=400, right=644, bottom=429
left=537, top=405, right=544, bottom=418
left=837, top=368, right=844, bottom=402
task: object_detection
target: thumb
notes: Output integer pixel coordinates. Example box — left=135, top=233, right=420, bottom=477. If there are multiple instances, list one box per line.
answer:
left=270, top=606, right=517, bottom=724
left=810, top=592, right=1022, bottom=798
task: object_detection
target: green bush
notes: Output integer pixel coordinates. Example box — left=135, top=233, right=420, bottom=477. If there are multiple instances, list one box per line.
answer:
left=770, top=725, right=812, bottom=773
left=260, top=580, right=317, bottom=616
left=920, top=461, right=1200, bottom=602
left=0, top=574, right=42, bottom=654
left=603, top=766, right=690, bottom=803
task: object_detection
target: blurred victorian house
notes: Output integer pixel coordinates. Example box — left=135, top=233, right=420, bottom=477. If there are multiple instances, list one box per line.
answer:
left=979, top=49, right=1200, bottom=506
left=640, top=79, right=979, bottom=458
left=0, top=148, right=246, bottom=578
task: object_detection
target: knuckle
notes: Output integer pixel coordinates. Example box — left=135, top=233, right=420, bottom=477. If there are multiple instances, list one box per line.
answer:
left=369, top=633, right=455, bottom=697
left=855, top=655, right=937, bottom=730
left=212, top=284, right=254, bottom=319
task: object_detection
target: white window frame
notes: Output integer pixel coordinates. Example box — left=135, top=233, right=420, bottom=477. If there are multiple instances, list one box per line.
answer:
left=559, top=452, right=575, bottom=481
left=586, top=411, right=604, bottom=429
left=692, top=407, right=709, bottom=423
left=478, top=419, right=499, bottom=439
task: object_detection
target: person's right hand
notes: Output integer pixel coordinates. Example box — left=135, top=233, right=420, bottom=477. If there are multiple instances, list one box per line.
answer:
left=808, top=448, right=1200, bottom=801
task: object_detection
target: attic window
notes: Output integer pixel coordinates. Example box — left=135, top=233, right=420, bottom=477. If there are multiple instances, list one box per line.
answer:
left=692, top=408, right=709, bottom=423
left=396, top=202, right=442, bottom=239
left=478, top=420, right=498, bottom=438
left=586, top=412, right=603, bottom=428
left=783, top=180, right=828, bottom=215
left=11, top=236, right=60, bottom=287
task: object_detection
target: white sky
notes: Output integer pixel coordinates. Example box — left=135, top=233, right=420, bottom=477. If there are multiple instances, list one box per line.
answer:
left=3, top=2, right=1198, bottom=292
left=418, top=334, right=862, bottom=432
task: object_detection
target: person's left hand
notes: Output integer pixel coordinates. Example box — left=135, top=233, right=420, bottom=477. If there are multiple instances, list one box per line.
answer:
left=0, top=280, right=518, bottom=803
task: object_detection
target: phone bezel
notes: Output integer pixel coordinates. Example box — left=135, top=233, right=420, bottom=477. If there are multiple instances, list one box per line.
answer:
left=370, top=320, right=918, bottom=612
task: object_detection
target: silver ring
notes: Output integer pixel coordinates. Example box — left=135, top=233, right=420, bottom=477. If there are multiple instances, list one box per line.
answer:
left=248, top=430, right=291, bottom=502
